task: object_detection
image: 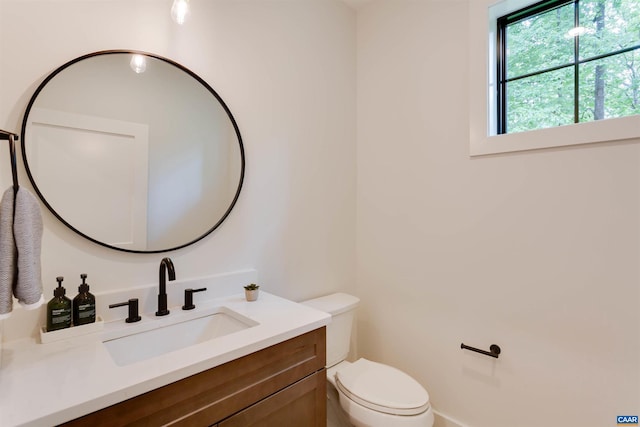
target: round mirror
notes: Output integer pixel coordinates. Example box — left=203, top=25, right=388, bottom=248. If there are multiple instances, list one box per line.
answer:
left=21, top=50, right=244, bottom=253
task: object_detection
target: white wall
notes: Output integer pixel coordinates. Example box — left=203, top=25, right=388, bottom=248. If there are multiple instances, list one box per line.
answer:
left=0, top=0, right=357, bottom=337
left=356, top=1, right=639, bottom=426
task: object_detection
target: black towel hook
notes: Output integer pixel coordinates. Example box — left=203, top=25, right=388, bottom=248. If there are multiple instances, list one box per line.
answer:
left=0, top=129, right=19, bottom=193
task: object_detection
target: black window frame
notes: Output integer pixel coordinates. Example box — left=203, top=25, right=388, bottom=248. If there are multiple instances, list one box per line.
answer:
left=496, top=0, right=640, bottom=134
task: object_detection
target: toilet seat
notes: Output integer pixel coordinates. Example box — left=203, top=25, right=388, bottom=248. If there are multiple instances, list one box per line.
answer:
left=335, top=358, right=430, bottom=416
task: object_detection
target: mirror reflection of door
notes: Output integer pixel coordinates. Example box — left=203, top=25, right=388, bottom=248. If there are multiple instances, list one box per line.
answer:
left=21, top=51, right=245, bottom=253
left=27, top=108, right=149, bottom=251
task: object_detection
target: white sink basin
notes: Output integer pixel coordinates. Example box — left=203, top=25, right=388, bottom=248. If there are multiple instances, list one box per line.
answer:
left=103, top=307, right=257, bottom=366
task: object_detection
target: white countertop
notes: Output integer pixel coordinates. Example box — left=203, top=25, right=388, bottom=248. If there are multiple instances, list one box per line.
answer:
left=0, top=292, right=330, bottom=427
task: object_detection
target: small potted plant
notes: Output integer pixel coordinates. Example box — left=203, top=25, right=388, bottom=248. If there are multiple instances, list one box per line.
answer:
left=244, top=283, right=260, bottom=301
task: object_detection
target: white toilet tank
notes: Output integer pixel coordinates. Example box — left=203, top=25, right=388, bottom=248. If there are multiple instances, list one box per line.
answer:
left=301, top=293, right=360, bottom=368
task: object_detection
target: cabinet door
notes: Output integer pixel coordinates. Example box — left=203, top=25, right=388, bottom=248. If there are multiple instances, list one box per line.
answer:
left=219, top=370, right=326, bottom=427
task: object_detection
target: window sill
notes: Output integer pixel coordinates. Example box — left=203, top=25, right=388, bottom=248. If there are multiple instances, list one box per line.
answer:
left=470, top=115, right=640, bottom=156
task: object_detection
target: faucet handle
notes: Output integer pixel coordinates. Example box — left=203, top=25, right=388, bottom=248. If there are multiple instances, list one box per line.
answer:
left=109, top=298, right=142, bottom=323
left=182, top=288, right=207, bottom=310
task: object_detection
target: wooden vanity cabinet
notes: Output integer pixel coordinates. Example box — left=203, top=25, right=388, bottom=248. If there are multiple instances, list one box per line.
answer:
left=62, top=327, right=326, bottom=427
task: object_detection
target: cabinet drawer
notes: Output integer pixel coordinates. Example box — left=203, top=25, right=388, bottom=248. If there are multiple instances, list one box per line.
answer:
left=219, top=370, right=326, bottom=427
left=62, top=327, right=326, bottom=426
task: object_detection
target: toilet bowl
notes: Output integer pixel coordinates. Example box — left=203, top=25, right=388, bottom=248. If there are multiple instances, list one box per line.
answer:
left=302, top=293, right=434, bottom=427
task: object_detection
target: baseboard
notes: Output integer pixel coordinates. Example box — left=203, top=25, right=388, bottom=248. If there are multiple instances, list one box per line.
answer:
left=433, top=409, right=469, bottom=427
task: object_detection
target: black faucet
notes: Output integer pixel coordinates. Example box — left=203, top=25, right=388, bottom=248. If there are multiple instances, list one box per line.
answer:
left=156, top=257, right=176, bottom=316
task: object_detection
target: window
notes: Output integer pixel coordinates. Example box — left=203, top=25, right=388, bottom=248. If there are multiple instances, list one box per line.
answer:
left=496, top=0, right=640, bottom=135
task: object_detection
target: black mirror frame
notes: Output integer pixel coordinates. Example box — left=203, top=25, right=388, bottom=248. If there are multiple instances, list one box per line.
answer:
left=20, top=50, right=245, bottom=254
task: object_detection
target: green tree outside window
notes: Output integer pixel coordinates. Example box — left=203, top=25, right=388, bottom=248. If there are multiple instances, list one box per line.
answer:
left=497, top=0, right=640, bottom=134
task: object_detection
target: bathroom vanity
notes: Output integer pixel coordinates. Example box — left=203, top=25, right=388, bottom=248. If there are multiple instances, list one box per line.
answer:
left=63, top=328, right=326, bottom=426
left=0, top=291, right=330, bottom=427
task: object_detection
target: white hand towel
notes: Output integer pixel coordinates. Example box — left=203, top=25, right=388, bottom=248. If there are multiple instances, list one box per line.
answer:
left=0, top=187, right=16, bottom=319
left=13, top=187, right=43, bottom=310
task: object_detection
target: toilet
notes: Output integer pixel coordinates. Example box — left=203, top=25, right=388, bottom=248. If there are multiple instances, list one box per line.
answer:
left=302, top=293, right=434, bottom=427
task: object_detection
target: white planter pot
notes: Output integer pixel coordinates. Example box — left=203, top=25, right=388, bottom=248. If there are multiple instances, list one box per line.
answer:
left=245, top=289, right=259, bottom=301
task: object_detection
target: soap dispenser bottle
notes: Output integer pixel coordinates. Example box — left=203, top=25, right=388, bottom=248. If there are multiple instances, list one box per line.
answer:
left=47, top=276, right=71, bottom=332
left=73, top=273, right=96, bottom=326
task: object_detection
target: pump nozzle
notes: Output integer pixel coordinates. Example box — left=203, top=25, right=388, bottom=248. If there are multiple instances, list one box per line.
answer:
left=79, top=273, right=90, bottom=292
left=54, top=276, right=66, bottom=297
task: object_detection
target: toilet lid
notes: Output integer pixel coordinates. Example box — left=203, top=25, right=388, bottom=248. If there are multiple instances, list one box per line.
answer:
left=335, top=358, right=430, bottom=416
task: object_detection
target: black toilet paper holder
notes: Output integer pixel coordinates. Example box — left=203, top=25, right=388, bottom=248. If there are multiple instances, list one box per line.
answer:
left=460, top=342, right=501, bottom=359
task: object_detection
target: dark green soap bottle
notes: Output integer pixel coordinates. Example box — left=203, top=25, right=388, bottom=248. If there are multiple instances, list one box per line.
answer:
left=47, top=276, right=71, bottom=332
left=73, top=274, right=96, bottom=326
